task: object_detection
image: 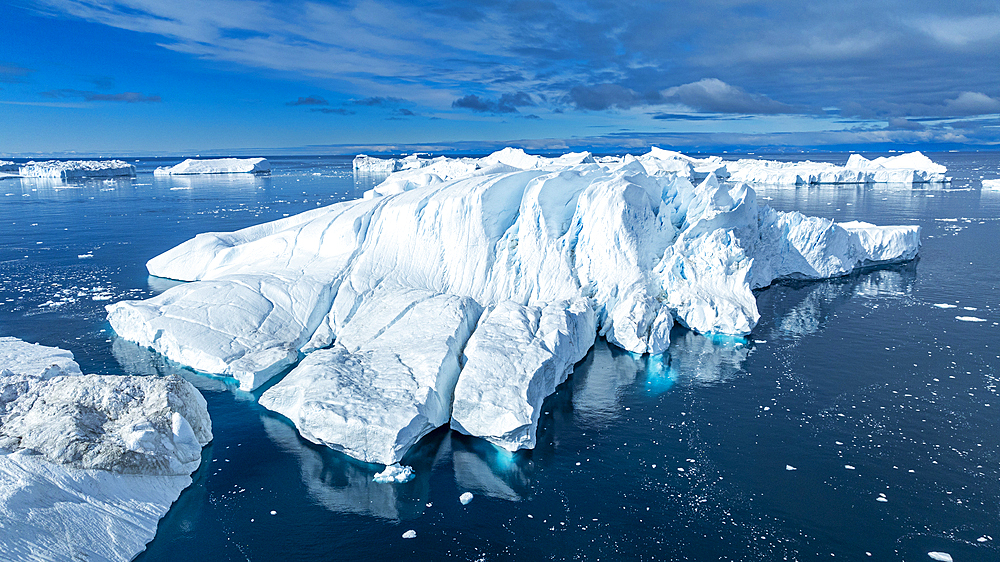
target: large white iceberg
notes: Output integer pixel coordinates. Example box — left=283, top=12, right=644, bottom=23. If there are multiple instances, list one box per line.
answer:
left=153, top=157, right=270, bottom=175
left=16, top=160, right=136, bottom=179
left=108, top=147, right=920, bottom=462
left=0, top=337, right=212, bottom=562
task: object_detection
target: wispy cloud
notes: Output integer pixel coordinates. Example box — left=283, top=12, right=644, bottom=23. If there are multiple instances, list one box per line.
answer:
left=286, top=95, right=329, bottom=106
left=40, top=89, right=161, bottom=102
left=0, top=63, right=35, bottom=83
left=453, top=92, right=533, bottom=114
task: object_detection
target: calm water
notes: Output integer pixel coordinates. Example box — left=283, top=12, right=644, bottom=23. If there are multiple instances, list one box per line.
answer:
left=1, top=153, right=998, bottom=561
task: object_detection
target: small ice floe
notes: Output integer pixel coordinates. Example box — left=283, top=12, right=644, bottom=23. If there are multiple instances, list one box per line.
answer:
left=459, top=492, right=474, bottom=505
left=786, top=465, right=797, bottom=471
left=977, top=536, right=989, bottom=543
left=373, top=464, right=415, bottom=483
left=927, top=552, right=953, bottom=562
left=402, top=530, right=417, bottom=539
left=876, top=493, right=887, bottom=502
left=956, top=316, right=987, bottom=322
left=963, top=306, right=978, bottom=311
left=933, top=303, right=958, bottom=309
left=845, top=465, right=856, bottom=470
left=77, top=253, right=93, bottom=259
left=270, top=510, right=277, bottom=515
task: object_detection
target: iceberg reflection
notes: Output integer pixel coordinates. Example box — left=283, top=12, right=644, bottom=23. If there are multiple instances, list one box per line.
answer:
left=755, top=261, right=917, bottom=340
left=260, top=415, right=438, bottom=521
left=451, top=433, right=533, bottom=501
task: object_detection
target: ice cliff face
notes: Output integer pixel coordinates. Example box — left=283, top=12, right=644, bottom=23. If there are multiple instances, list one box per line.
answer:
left=107, top=148, right=921, bottom=461
left=0, top=337, right=213, bottom=562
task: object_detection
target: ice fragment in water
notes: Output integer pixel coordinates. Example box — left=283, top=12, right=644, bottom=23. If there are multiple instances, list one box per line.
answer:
left=460, top=492, right=474, bottom=505
left=373, top=464, right=415, bottom=483
left=928, top=552, right=953, bottom=562
left=786, top=465, right=797, bottom=471
left=402, top=530, right=417, bottom=539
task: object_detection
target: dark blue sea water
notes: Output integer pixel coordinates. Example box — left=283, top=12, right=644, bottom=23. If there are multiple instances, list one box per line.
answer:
left=1, top=153, right=998, bottom=561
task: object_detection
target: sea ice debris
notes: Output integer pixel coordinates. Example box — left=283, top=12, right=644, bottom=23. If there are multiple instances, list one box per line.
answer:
left=928, top=552, right=953, bottom=562
left=786, top=465, right=797, bottom=471
left=956, top=316, right=987, bottom=322
left=460, top=492, right=474, bottom=505
left=373, top=464, right=415, bottom=484
left=402, top=530, right=417, bottom=539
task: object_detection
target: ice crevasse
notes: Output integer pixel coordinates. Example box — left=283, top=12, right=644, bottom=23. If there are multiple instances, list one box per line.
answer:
left=107, top=148, right=921, bottom=463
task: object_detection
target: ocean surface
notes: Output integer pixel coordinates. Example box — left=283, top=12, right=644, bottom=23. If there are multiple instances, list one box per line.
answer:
left=1, top=152, right=998, bottom=561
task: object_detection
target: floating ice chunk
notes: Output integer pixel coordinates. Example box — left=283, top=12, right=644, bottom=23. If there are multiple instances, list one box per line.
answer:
left=154, top=157, right=270, bottom=175
left=933, top=303, right=958, bottom=309
left=259, top=290, right=482, bottom=465
left=982, top=179, right=1000, bottom=190
left=845, top=465, right=856, bottom=470
left=460, top=492, right=474, bottom=505
left=786, top=465, right=797, bottom=471
left=928, top=552, right=953, bottom=562
left=452, top=298, right=596, bottom=451
left=0, top=337, right=212, bottom=562
left=956, top=316, right=987, bottom=322
left=0, top=336, right=82, bottom=379
left=402, top=530, right=417, bottom=539
left=373, top=464, right=415, bottom=484
left=16, top=160, right=135, bottom=179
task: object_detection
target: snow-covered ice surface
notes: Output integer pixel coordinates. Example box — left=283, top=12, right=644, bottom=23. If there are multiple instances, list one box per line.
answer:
left=16, top=160, right=136, bottom=179
left=0, top=337, right=212, bottom=562
left=983, top=179, right=1000, bottom=190
left=107, top=148, right=920, bottom=464
left=154, top=158, right=271, bottom=175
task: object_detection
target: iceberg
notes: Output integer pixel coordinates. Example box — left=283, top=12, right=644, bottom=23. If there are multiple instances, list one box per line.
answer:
left=108, top=147, right=920, bottom=463
left=0, top=337, right=212, bottom=562
left=153, top=157, right=270, bottom=175
left=727, top=151, right=946, bottom=185
left=982, top=179, right=1000, bottom=190
left=16, top=160, right=136, bottom=179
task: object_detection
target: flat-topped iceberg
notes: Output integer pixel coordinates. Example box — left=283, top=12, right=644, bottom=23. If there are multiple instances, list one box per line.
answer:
left=16, top=160, right=136, bottom=179
left=727, top=151, right=947, bottom=185
left=154, top=157, right=270, bottom=175
left=983, top=179, right=1000, bottom=190
left=108, top=147, right=919, bottom=463
left=0, top=337, right=212, bottom=562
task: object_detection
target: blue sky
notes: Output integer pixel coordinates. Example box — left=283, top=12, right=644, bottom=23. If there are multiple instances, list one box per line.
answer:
left=1, top=0, right=999, bottom=156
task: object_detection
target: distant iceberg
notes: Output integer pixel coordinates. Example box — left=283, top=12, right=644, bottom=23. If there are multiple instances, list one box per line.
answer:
left=0, top=336, right=212, bottom=562
left=154, top=157, right=270, bottom=175
left=107, top=147, right=920, bottom=464
left=16, top=160, right=136, bottom=179
left=982, top=179, right=1000, bottom=190
left=727, top=151, right=947, bottom=185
